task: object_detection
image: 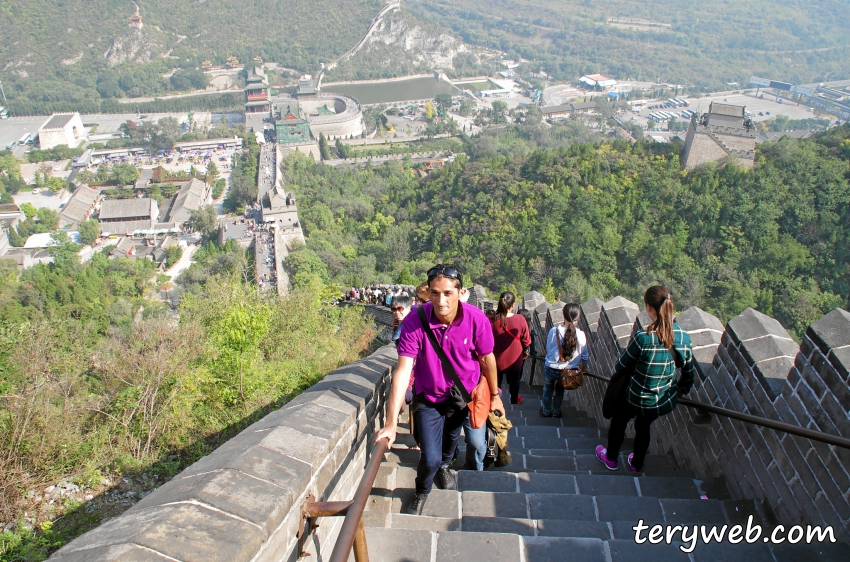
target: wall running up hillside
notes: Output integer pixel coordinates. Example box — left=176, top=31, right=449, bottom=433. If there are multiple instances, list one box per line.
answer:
left=518, top=292, right=850, bottom=542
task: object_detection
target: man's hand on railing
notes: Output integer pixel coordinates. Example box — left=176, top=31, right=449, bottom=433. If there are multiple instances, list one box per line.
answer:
left=375, top=425, right=397, bottom=449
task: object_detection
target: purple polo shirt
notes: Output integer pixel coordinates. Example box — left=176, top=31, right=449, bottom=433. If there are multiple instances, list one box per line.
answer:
left=397, top=301, right=494, bottom=403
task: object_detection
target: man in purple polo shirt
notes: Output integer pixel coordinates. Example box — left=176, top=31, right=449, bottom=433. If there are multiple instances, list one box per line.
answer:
left=375, top=265, right=502, bottom=515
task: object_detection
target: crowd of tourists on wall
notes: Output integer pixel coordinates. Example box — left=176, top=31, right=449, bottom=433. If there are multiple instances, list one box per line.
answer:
left=369, top=263, right=696, bottom=515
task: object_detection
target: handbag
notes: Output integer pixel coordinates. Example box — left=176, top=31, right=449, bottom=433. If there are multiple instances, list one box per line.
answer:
left=555, top=328, right=584, bottom=390
left=416, top=306, right=491, bottom=429
left=484, top=411, right=513, bottom=468
left=602, top=370, right=631, bottom=419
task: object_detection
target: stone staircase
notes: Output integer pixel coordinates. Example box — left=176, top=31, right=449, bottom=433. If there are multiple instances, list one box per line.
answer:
left=357, top=382, right=849, bottom=562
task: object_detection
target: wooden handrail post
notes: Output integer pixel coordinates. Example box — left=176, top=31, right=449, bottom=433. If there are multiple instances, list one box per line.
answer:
left=353, top=518, right=369, bottom=562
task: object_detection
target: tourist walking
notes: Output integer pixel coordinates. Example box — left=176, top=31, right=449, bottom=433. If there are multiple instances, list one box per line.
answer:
left=391, top=295, right=412, bottom=347
left=491, top=292, right=531, bottom=405
left=541, top=303, right=588, bottom=418
left=375, top=265, right=501, bottom=515
left=596, top=286, right=695, bottom=472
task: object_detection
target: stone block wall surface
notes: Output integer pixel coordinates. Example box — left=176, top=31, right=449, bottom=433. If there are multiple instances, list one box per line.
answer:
left=547, top=295, right=850, bottom=541
left=50, top=345, right=400, bottom=561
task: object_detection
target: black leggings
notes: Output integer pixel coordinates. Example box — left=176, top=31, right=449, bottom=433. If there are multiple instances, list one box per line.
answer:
left=606, top=405, right=659, bottom=469
left=498, top=367, right=523, bottom=404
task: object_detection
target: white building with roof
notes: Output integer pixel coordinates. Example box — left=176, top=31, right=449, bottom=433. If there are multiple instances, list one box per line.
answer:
left=37, top=113, right=87, bottom=149
left=579, top=74, right=618, bottom=90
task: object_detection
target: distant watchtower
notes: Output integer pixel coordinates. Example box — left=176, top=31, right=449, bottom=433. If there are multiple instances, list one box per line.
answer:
left=682, top=102, right=756, bottom=170
left=129, top=14, right=143, bottom=29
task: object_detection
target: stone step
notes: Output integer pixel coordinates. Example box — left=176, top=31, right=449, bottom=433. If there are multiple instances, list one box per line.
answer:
left=377, top=478, right=717, bottom=522
left=359, top=527, right=849, bottom=562
left=360, top=527, right=522, bottom=562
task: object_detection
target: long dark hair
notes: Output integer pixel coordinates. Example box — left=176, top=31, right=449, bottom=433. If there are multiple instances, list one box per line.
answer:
left=561, top=303, right=581, bottom=358
left=645, top=286, right=675, bottom=349
left=496, top=291, right=516, bottom=329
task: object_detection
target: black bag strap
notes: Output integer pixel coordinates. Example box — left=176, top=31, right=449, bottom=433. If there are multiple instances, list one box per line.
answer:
left=417, top=305, right=471, bottom=403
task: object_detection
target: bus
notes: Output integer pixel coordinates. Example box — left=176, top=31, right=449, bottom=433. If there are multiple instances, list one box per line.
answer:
left=0, top=107, right=8, bottom=119
left=676, top=98, right=690, bottom=107
left=18, top=133, right=31, bottom=145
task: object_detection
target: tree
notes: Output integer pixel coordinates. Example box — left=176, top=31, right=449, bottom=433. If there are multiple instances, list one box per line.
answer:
left=318, top=133, right=332, bottom=160
left=335, top=138, right=352, bottom=159
left=491, top=101, right=508, bottom=124
left=19, top=202, right=37, bottom=219
left=435, top=93, right=453, bottom=110
left=111, top=163, right=140, bottom=186
left=188, top=205, right=219, bottom=237
left=206, top=160, right=220, bottom=184
left=36, top=208, right=59, bottom=231
left=165, top=246, right=183, bottom=268
left=212, top=178, right=226, bottom=199
left=77, top=219, right=101, bottom=246
left=459, top=98, right=476, bottom=117
left=424, top=102, right=436, bottom=121
left=46, top=176, right=66, bottom=193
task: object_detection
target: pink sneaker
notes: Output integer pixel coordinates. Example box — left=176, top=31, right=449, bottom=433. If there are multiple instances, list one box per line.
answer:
left=627, top=453, right=641, bottom=473
left=595, top=445, right=618, bottom=471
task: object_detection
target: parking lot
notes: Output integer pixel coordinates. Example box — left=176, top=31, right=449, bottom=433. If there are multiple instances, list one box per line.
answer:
left=621, top=91, right=824, bottom=133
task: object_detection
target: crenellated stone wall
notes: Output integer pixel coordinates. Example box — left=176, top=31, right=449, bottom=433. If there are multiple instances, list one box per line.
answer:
left=49, top=346, right=399, bottom=561
left=529, top=293, right=850, bottom=541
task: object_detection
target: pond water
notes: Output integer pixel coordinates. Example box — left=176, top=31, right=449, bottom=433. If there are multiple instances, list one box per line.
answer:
left=322, top=76, right=460, bottom=105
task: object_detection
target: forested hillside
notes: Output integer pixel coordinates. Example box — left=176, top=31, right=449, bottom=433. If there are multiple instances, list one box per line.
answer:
left=0, top=237, right=373, bottom=558
left=0, top=0, right=382, bottom=114
left=284, top=120, right=850, bottom=340
left=409, top=0, right=850, bottom=89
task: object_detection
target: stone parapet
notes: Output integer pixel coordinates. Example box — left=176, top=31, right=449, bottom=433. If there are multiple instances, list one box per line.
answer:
left=545, top=295, right=850, bottom=541
left=50, top=346, right=399, bottom=561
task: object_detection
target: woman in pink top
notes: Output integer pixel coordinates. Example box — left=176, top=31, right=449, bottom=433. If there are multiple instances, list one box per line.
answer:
left=491, top=292, right=532, bottom=404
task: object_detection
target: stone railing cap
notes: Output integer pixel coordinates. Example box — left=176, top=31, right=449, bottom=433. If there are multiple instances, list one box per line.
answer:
left=807, top=308, right=850, bottom=354
left=727, top=307, right=793, bottom=344
left=603, top=296, right=639, bottom=311
left=676, top=306, right=725, bottom=333
left=523, top=290, right=545, bottom=303
left=580, top=298, right=604, bottom=314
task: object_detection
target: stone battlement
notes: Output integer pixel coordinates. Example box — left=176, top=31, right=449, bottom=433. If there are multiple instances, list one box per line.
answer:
left=520, top=294, right=850, bottom=541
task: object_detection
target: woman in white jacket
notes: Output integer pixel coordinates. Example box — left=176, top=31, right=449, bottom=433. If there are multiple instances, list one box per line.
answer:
left=541, top=303, right=588, bottom=417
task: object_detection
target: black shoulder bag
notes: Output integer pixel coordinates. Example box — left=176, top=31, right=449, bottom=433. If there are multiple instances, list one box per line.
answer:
left=414, top=306, right=470, bottom=415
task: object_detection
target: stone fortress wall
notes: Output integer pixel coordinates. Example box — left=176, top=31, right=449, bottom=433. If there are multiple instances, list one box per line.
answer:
left=301, top=93, right=365, bottom=140
left=516, top=292, right=850, bottom=542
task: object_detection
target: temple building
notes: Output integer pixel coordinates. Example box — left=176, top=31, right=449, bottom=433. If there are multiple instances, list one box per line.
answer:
left=274, top=102, right=311, bottom=144
left=244, top=65, right=270, bottom=114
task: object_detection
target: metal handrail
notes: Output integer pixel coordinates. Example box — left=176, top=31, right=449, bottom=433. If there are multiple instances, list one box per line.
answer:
left=528, top=355, right=850, bottom=450
left=327, top=437, right=390, bottom=562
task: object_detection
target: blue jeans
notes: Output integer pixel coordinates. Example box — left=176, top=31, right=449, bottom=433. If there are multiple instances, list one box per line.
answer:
left=463, top=414, right=487, bottom=471
left=413, top=403, right=467, bottom=494
left=541, top=366, right=564, bottom=416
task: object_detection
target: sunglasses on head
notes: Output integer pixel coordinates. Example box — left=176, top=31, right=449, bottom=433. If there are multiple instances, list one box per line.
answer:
left=427, top=265, right=462, bottom=285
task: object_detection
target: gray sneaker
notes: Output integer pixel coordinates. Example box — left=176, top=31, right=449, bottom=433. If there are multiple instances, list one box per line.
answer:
left=405, top=492, right=428, bottom=515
